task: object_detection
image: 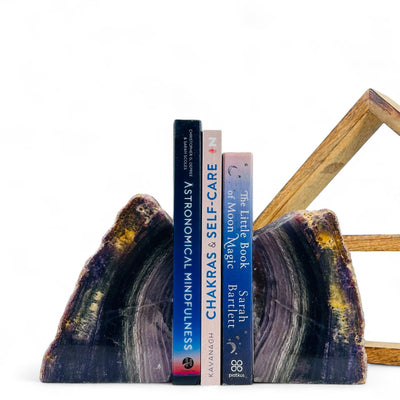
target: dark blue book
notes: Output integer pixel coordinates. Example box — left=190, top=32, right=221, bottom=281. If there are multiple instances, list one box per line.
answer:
left=172, top=120, right=202, bottom=385
left=222, top=152, right=253, bottom=385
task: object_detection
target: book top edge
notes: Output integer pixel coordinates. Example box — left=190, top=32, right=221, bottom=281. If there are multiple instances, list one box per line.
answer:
left=174, top=119, right=201, bottom=124
left=223, top=152, right=253, bottom=157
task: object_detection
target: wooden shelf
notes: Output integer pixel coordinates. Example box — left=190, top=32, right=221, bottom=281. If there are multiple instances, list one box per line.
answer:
left=255, top=89, right=400, bottom=366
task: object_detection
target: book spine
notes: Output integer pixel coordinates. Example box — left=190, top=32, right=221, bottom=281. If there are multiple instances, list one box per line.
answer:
left=172, top=120, right=202, bottom=385
left=221, top=153, right=253, bottom=385
left=201, top=130, right=222, bottom=385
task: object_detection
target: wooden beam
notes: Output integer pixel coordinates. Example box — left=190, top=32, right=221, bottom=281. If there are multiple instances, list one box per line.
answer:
left=254, top=89, right=400, bottom=230
left=343, top=234, right=400, bottom=251
left=365, top=341, right=400, bottom=366
left=369, top=89, right=400, bottom=135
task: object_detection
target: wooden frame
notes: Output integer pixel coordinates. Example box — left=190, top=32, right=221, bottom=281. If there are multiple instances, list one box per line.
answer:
left=254, top=89, right=400, bottom=365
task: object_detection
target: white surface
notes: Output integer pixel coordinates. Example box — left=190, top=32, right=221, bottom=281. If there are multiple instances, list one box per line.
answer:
left=1, top=1, right=399, bottom=398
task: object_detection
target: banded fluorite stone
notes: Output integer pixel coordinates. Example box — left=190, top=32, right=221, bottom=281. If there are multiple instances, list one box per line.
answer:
left=41, top=195, right=173, bottom=383
left=252, top=209, right=367, bottom=384
left=41, top=199, right=366, bottom=384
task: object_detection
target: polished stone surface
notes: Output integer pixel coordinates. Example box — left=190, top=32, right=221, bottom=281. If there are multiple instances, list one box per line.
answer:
left=252, top=209, right=367, bottom=384
left=41, top=194, right=173, bottom=383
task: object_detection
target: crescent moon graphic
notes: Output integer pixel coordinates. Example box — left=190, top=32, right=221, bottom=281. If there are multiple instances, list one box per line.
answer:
left=226, top=340, right=237, bottom=354
left=227, top=165, right=238, bottom=176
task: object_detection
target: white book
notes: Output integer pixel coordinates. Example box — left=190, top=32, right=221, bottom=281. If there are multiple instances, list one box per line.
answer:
left=201, top=130, right=222, bottom=385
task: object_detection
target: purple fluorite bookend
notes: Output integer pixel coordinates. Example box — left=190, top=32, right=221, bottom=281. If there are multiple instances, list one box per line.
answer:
left=252, top=209, right=367, bottom=384
left=40, top=195, right=173, bottom=383
left=41, top=199, right=366, bottom=384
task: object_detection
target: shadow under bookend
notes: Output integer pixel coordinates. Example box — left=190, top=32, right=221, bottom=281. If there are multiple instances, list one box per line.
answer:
left=40, top=194, right=366, bottom=384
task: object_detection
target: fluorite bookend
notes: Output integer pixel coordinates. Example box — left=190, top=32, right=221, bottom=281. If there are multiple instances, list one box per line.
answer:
left=252, top=210, right=367, bottom=384
left=40, top=194, right=173, bottom=383
left=41, top=201, right=366, bottom=384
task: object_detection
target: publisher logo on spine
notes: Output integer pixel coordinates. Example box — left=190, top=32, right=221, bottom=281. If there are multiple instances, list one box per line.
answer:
left=182, top=357, right=194, bottom=369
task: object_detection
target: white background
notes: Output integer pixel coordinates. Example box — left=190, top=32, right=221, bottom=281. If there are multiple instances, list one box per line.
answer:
left=1, top=1, right=399, bottom=399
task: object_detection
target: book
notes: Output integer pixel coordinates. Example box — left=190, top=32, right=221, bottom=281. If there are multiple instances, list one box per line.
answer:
left=221, top=152, right=253, bottom=385
left=201, top=130, right=222, bottom=385
left=172, top=120, right=202, bottom=385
